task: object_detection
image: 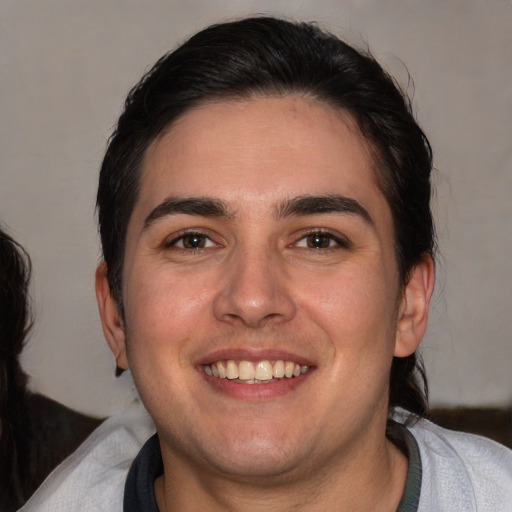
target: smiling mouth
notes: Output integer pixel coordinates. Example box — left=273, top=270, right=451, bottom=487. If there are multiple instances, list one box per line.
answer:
left=203, top=360, right=310, bottom=383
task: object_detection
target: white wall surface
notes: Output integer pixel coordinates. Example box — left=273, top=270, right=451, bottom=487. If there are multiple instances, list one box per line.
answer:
left=1, top=0, right=511, bottom=417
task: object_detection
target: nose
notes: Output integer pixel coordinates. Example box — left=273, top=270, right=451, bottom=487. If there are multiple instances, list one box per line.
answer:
left=212, top=246, right=296, bottom=328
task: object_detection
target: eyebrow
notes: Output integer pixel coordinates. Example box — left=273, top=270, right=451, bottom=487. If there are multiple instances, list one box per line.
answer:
left=143, top=196, right=232, bottom=230
left=276, top=195, right=373, bottom=225
left=143, top=193, right=373, bottom=231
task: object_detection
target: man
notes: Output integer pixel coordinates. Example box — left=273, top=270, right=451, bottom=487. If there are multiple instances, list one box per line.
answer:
left=22, top=16, right=512, bottom=511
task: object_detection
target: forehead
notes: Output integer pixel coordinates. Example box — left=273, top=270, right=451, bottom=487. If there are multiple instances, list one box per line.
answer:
left=135, top=95, right=384, bottom=218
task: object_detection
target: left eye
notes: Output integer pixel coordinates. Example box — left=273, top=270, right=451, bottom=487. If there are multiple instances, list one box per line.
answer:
left=170, top=233, right=215, bottom=249
left=295, top=233, right=343, bottom=249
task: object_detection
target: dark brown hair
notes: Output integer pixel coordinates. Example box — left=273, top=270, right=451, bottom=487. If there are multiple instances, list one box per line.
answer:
left=0, top=227, right=32, bottom=509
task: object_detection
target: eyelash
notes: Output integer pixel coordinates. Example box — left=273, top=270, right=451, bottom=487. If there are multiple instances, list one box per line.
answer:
left=165, top=231, right=217, bottom=250
left=164, top=229, right=350, bottom=252
left=293, top=230, right=351, bottom=250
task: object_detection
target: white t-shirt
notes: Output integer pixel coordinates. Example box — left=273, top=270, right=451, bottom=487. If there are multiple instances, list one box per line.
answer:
left=19, top=400, right=155, bottom=512
left=20, top=408, right=512, bottom=511
left=408, top=417, right=512, bottom=511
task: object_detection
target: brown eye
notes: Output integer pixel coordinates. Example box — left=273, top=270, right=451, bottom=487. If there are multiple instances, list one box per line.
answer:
left=294, top=231, right=349, bottom=250
left=181, top=234, right=206, bottom=249
left=306, top=233, right=333, bottom=249
left=170, top=233, right=215, bottom=249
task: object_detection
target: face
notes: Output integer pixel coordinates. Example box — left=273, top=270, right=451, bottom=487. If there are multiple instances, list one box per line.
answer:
left=97, top=95, right=429, bottom=481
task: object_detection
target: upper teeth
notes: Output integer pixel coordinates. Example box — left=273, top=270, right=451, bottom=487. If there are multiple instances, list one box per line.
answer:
left=204, top=360, right=309, bottom=381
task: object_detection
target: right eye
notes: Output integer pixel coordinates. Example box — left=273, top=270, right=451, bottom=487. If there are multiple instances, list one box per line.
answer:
left=167, top=232, right=216, bottom=250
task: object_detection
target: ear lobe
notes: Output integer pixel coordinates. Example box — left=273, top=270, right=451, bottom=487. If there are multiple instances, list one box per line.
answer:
left=95, top=262, right=129, bottom=370
left=394, top=255, right=435, bottom=358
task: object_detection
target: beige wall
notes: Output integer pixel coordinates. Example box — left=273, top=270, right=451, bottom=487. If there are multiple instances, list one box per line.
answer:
left=1, top=0, right=511, bottom=417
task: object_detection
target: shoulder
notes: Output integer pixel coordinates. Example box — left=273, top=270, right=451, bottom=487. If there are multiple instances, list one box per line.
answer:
left=19, top=400, right=155, bottom=512
left=408, top=417, right=512, bottom=512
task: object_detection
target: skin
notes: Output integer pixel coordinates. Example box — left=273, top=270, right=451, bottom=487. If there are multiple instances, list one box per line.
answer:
left=96, top=95, right=434, bottom=511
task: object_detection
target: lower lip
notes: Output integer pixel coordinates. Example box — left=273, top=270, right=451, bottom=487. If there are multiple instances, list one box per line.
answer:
left=200, top=370, right=311, bottom=400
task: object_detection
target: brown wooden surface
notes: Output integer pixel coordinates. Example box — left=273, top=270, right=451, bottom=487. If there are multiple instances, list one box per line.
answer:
left=429, top=407, right=512, bottom=448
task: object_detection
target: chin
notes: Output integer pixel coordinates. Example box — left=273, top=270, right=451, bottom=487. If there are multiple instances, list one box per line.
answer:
left=211, top=450, right=304, bottom=480
left=201, top=425, right=312, bottom=479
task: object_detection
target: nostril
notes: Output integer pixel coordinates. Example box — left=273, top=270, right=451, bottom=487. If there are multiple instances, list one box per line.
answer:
left=214, top=291, right=296, bottom=328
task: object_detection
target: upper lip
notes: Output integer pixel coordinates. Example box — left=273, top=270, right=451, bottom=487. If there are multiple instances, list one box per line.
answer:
left=194, top=348, right=316, bottom=367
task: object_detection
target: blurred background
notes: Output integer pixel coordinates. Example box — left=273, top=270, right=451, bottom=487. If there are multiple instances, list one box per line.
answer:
left=1, top=0, right=511, bottom=419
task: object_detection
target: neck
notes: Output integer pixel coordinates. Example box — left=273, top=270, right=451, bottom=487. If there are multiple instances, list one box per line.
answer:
left=155, top=424, right=408, bottom=512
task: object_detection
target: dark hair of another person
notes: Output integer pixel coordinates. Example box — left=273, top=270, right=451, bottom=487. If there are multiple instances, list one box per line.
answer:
left=0, top=228, right=32, bottom=508
left=0, top=230, right=104, bottom=510
left=97, top=16, right=435, bottom=417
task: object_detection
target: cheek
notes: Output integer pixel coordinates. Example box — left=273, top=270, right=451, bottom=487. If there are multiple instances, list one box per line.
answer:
left=127, top=263, right=210, bottom=326
left=122, top=271, right=209, bottom=419
left=297, top=263, right=399, bottom=392
left=298, top=263, right=397, bottom=335
left=294, top=267, right=398, bottom=422
left=122, top=266, right=214, bottom=369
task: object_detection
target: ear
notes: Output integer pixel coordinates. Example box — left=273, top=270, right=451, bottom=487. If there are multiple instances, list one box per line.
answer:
left=95, top=262, right=129, bottom=370
left=394, top=255, right=435, bottom=357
